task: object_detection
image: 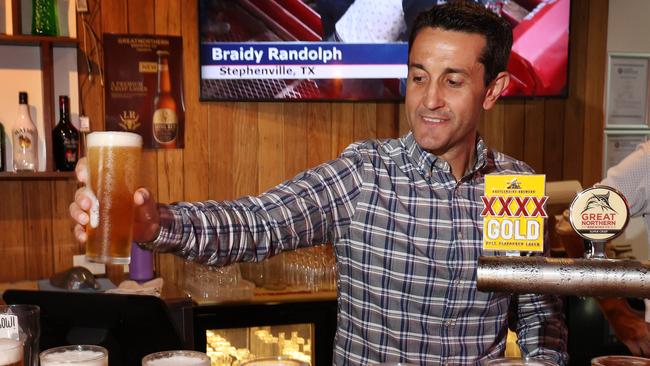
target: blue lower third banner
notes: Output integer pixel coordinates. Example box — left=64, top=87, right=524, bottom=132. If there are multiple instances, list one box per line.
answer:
left=200, top=42, right=408, bottom=80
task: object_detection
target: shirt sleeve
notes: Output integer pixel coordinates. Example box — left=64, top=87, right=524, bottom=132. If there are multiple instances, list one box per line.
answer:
left=515, top=292, right=569, bottom=365
left=139, top=146, right=364, bottom=266
left=601, top=141, right=650, bottom=218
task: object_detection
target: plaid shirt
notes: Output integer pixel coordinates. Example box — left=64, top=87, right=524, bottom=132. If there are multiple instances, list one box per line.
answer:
left=147, top=132, right=568, bottom=365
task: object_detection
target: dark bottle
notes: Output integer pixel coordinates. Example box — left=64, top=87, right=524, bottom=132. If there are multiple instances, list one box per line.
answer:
left=52, top=96, right=79, bottom=171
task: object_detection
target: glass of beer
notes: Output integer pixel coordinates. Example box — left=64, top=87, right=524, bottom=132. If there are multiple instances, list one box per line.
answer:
left=85, top=131, right=143, bottom=264
left=0, top=304, right=39, bottom=366
left=0, top=338, right=23, bottom=366
left=486, top=358, right=557, bottom=366
left=241, top=357, right=309, bottom=366
left=592, top=355, right=650, bottom=366
left=141, top=350, right=211, bottom=366
left=39, top=345, right=107, bottom=366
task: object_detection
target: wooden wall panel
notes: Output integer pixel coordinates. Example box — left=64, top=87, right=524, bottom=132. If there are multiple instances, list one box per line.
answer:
left=259, top=103, right=285, bottom=192
left=523, top=100, right=545, bottom=173
left=331, top=103, right=355, bottom=159
left=0, top=181, right=25, bottom=282
left=307, top=103, right=332, bottom=167
left=0, top=0, right=610, bottom=284
left=283, top=103, right=308, bottom=178
left=154, top=0, right=186, bottom=285
left=23, top=181, right=53, bottom=280
left=51, top=180, right=82, bottom=273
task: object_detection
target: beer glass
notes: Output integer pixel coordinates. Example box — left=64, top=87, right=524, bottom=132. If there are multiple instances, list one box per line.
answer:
left=85, top=131, right=142, bottom=264
left=591, top=355, right=650, bottom=366
left=486, top=358, right=557, bottom=366
left=0, top=338, right=23, bottom=366
left=241, top=357, right=309, bottom=366
left=39, top=345, right=108, bottom=366
left=0, top=305, right=39, bottom=366
left=141, top=350, right=211, bottom=366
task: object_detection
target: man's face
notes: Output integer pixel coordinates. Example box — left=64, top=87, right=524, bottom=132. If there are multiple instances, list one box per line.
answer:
left=405, top=27, right=500, bottom=159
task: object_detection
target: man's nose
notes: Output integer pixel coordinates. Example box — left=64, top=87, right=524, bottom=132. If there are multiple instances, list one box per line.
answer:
left=423, top=83, right=444, bottom=110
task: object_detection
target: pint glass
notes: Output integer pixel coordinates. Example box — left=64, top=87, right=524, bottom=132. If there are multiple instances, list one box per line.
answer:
left=0, top=338, right=23, bottom=366
left=0, top=305, right=39, bottom=366
left=141, top=350, right=211, bottom=366
left=85, top=131, right=142, bottom=264
left=39, top=345, right=108, bottom=366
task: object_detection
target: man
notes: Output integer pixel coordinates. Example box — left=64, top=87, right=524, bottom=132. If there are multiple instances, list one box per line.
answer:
left=71, top=2, right=568, bottom=364
left=598, top=141, right=650, bottom=356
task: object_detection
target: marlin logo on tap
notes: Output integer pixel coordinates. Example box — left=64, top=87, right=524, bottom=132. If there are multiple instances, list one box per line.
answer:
left=481, top=175, right=547, bottom=252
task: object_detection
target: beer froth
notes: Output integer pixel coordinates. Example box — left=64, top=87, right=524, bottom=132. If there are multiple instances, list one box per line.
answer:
left=145, top=355, right=211, bottom=366
left=87, top=131, right=142, bottom=148
left=40, top=350, right=107, bottom=366
left=0, top=338, right=22, bottom=366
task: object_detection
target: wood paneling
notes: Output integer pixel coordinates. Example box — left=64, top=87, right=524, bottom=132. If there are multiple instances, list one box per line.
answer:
left=0, top=0, right=609, bottom=283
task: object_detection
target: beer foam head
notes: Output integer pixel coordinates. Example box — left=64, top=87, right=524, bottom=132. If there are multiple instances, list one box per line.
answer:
left=40, top=349, right=107, bottom=366
left=87, top=131, right=142, bottom=148
left=145, top=355, right=210, bottom=366
left=0, top=338, right=22, bottom=365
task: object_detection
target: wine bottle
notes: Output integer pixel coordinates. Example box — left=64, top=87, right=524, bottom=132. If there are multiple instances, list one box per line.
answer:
left=12, top=92, right=38, bottom=172
left=52, top=95, right=80, bottom=171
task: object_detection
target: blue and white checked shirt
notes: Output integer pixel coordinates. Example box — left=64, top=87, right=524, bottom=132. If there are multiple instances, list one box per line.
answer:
left=146, top=132, right=568, bottom=365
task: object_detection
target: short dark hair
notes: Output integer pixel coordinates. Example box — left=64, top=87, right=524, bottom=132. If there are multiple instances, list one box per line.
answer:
left=408, top=1, right=513, bottom=86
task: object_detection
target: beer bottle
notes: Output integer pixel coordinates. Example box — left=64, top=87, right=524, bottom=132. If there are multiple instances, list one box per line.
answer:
left=12, top=92, right=38, bottom=172
left=152, top=50, right=178, bottom=148
left=52, top=95, right=80, bottom=171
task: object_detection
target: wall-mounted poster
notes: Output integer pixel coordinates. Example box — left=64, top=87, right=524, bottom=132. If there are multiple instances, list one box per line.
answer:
left=606, top=54, right=650, bottom=128
left=603, top=130, right=650, bottom=173
left=104, top=34, right=185, bottom=149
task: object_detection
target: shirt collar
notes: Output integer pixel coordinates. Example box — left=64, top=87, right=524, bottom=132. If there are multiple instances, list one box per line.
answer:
left=401, top=131, right=489, bottom=179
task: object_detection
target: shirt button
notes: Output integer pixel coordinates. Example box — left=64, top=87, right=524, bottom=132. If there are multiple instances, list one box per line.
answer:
left=454, top=278, right=461, bottom=285
left=457, top=231, right=463, bottom=240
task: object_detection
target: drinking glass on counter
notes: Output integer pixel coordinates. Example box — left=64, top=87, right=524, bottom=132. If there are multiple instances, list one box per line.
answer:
left=591, top=355, right=650, bottom=366
left=141, top=350, right=211, bottom=366
left=39, top=345, right=108, bottom=366
left=0, top=304, right=40, bottom=366
left=241, top=357, right=309, bottom=366
left=85, top=131, right=143, bottom=264
left=486, top=358, right=557, bottom=366
left=0, top=338, right=23, bottom=366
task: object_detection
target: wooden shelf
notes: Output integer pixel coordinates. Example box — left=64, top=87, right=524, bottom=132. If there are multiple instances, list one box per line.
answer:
left=0, top=171, right=75, bottom=180
left=0, top=34, right=78, bottom=47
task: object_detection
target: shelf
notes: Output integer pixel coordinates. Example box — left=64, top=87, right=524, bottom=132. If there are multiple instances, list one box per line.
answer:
left=0, top=34, right=78, bottom=47
left=0, top=171, right=75, bottom=180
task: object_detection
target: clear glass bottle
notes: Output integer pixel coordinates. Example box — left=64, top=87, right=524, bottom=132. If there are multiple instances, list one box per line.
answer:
left=52, top=95, right=79, bottom=171
left=31, top=0, right=59, bottom=36
left=12, top=92, right=38, bottom=172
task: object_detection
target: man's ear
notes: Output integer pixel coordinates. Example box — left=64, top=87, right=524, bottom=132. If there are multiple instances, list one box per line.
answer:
left=483, top=71, right=510, bottom=110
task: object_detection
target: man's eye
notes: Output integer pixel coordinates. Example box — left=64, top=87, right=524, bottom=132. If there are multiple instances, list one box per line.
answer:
left=411, top=75, right=425, bottom=83
left=447, top=78, right=463, bottom=87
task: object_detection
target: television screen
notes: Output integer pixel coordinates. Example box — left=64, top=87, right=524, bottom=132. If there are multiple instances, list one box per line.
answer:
left=198, top=0, right=571, bottom=101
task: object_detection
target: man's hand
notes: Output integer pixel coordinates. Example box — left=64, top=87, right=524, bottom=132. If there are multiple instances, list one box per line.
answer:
left=598, top=297, right=650, bottom=356
left=69, top=157, right=161, bottom=244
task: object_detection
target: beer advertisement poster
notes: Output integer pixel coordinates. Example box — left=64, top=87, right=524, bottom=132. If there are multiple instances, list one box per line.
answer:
left=104, top=34, right=184, bottom=149
left=481, top=175, right=547, bottom=252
